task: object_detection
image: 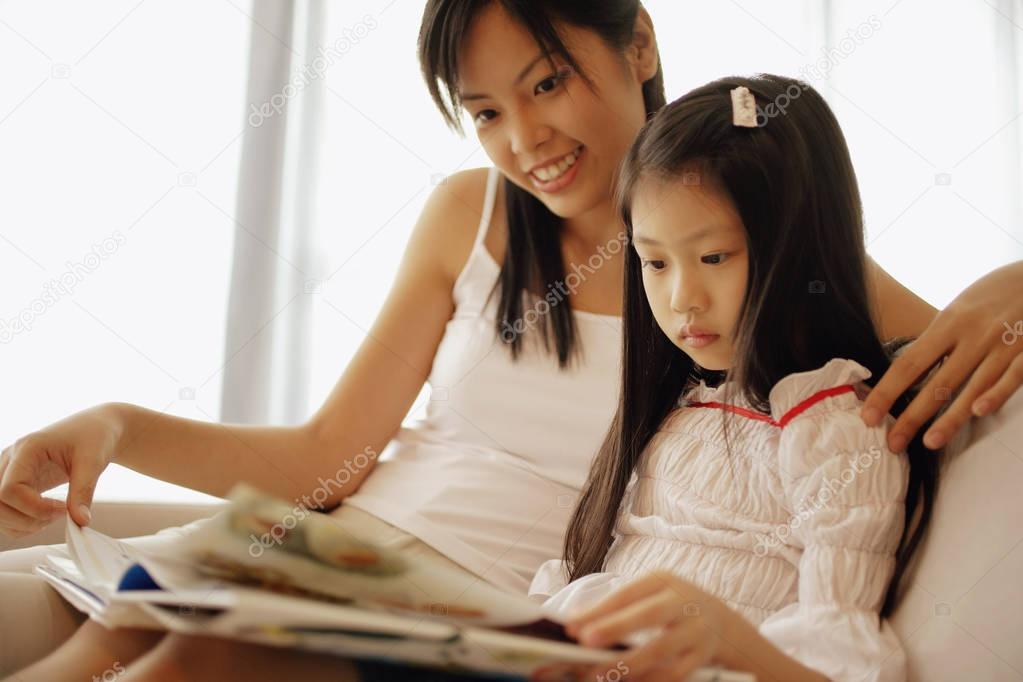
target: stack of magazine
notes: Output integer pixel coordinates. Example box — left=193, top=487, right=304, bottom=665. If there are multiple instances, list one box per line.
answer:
left=35, top=484, right=755, bottom=681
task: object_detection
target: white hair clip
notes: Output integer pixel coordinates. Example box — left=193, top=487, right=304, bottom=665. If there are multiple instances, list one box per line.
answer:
left=730, top=86, right=758, bottom=128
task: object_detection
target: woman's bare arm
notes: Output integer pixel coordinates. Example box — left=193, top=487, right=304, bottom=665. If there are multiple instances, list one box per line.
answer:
left=867, top=255, right=938, bottom=340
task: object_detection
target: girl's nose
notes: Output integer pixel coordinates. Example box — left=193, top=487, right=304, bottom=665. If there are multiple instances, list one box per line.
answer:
left=670, top=273, right=706, bottom=314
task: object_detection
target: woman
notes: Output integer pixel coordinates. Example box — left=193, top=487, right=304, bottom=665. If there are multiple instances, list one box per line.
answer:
left=2, top=2, right=1022, bottom=680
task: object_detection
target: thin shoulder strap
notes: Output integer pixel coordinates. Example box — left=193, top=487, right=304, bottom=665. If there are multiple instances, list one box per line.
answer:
left=472, top=166, right=501, bottom=251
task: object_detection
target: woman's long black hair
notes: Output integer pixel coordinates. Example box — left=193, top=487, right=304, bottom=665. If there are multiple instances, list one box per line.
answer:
left=418, top=0, right=666, bottom=367
left=564, top=74, right=940, bottom=619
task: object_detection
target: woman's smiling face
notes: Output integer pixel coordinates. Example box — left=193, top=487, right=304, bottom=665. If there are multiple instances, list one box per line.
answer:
left=457, top=3, right=657, bottom=219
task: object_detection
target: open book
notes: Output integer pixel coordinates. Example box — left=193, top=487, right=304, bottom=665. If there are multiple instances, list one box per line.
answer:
left=36, top=484, right=755, bottom=681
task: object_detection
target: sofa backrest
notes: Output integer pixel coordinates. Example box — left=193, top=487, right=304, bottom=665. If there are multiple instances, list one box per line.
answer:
left=890, top=389, right=1023, bottom=680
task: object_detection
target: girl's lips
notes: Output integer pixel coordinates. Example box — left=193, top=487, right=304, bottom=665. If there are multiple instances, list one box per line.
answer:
left=681, top=334, right=719, bottom=349
left=529, top=146, right=584, bottom=194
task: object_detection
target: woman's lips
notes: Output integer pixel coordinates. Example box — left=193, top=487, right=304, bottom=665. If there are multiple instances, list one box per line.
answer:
left=528, top=146, right=584, bottom=194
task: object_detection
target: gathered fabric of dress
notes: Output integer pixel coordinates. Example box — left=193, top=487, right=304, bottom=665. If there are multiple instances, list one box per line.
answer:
left=529, top=358, right=911, bottom=682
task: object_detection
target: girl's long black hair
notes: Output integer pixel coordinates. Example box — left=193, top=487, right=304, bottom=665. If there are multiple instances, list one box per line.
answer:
left=564, top=74, right=940, bottom=619
left=418, top=0, right=666, bottom=367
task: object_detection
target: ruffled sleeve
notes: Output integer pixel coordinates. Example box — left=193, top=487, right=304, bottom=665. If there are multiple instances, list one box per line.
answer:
left=759, top=358, right=910, bottom=682
left=528, top=470, right=644, bottom=614
left=528, top=558, right=570, bottom=603
left=528, top=559, right=641, bottom=632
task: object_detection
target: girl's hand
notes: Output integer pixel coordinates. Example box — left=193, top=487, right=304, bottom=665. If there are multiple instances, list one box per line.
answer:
left=862, top=260, right=1023, bottom=452
left=564, top=571, right=736, bottom=682
left=0, top=404, right=123, bottom=537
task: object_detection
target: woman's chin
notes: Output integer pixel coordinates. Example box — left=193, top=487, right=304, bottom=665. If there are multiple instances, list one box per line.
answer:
left=536, top=184, right=602, bottom=220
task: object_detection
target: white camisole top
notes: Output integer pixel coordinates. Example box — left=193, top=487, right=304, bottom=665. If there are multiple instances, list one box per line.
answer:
left=344, top=167, right=623, bottom=593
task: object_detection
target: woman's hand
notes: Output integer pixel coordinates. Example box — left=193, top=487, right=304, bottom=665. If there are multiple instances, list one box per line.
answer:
left=0, top=404, right=123, bottom=537
left=862, top=260, right=1023, bottom=452
left=563, top=571, right=736, bottom=682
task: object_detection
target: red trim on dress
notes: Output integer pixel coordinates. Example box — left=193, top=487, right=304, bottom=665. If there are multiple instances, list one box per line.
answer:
left=685, top=384, right=855, bottom=429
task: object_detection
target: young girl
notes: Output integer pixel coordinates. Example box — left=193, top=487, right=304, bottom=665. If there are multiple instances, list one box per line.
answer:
left=529, top=75, right=937, bottom=682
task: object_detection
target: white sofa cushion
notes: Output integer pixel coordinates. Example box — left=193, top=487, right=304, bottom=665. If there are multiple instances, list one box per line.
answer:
left=891, top=389, right=1023, bottom=680
left=0, top=501, right=222, bottom=552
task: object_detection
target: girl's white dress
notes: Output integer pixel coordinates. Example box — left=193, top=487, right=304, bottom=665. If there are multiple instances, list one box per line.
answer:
left=529, top=358, right=910, bottom=682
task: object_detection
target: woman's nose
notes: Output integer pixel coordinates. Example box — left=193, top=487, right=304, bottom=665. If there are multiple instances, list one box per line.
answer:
left=508, top=109, right=552, bottom=155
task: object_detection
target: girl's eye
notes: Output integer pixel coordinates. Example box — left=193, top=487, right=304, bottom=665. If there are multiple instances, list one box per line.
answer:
left=701, top=253, right=729, bottom=265
left=473, top=109, right=497, bottom=126
left=641, top=259, right=666, bottom=271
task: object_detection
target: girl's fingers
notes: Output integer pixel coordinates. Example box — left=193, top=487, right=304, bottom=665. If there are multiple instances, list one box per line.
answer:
left=577, top=590, right=680, bottom=647
left=615, top=614, right=707, bottom=678
left=566, top=572, right=674, bottom=631
left=642, top=647, right=710, bottom=682
left=971, top=352, right=1023, bottom=418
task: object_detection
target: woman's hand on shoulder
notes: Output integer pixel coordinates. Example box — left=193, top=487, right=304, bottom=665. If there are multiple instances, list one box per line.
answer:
left=861, top=260, right=1023, bottom=452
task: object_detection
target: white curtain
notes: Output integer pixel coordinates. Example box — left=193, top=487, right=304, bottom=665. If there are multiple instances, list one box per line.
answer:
left=220, top=0, right=327, bottom=425
left=223, top=0, right=1023, bottom=424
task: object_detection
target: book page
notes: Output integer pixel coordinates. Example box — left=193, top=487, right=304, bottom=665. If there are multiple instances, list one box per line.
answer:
left=157, top=484, right=544, bottom=627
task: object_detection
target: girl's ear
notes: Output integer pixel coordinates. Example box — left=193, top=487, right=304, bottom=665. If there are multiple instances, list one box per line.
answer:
left=628, top=6, right=660, bottom=84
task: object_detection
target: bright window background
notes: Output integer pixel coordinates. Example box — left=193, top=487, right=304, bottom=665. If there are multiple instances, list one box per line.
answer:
left=0, top=0, right=252, bottom=502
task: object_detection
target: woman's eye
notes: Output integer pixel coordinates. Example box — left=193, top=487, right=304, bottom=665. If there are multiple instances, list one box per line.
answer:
left=701, top=253, right=729, bottom=265
left=535, top=77, right=560, bottom=95
left=641, top=259, right=666, bottom=271
left=536, top=66, right=572, bottom=95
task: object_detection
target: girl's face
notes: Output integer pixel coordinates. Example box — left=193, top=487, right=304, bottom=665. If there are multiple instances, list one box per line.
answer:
left=631, top=176, right=749, bottom=371
left=457, top=3, right=657, bottom=219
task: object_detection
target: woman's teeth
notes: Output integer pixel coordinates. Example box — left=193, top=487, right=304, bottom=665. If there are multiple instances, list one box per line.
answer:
left=531, top=146, right=582, bottom=182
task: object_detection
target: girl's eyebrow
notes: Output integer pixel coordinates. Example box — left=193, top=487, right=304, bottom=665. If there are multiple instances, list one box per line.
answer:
left=461, top=52, right=550, bottom=101
left=634, top=225, right=720, bottom=246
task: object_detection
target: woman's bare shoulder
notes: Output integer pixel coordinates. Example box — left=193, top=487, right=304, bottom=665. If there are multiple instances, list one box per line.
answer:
left=424, top=167, right=507, bottom=282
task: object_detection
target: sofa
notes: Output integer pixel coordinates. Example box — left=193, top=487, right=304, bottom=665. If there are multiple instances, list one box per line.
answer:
left=888, top=388, right=1023, bottom=680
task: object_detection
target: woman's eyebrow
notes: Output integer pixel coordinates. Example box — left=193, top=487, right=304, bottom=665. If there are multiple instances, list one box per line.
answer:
left=461, top=52, right=549, bottom=101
